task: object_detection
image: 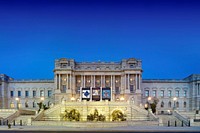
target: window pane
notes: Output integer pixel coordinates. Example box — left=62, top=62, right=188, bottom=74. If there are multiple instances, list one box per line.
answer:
left=145, top=90, right=149, bottom=97
left=18, top=91, right=21, bottom=97
left=10, top=91, right=14, bottom=97
left=160, top=90, right=164, bottom=97
left=168, top=90, right=171, bottom=97
left=40, top=90, right=44, bottom=97
left=25, top=91, right=29, bottom=97
left=153, top=90, right=156, bottom=97
left=33, top=91, right=36, bottom=97
left=48, top=90, right=52, bottom=97
left=176, top=90, right=179, bottom=97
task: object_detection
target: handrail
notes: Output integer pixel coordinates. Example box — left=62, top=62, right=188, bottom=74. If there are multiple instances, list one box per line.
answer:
left=173, top=110, right=189, bottom=126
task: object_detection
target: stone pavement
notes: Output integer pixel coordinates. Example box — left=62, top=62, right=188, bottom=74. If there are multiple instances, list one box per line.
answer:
left=0, top=125, right=200, bottom=132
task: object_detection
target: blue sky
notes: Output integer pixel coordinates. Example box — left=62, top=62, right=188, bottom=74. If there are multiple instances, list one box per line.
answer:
left=0, top=0, right=200, bottom=80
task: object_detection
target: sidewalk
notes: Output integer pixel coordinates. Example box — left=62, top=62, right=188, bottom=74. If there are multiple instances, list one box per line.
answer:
left=0, top=125, right=200, bottom=132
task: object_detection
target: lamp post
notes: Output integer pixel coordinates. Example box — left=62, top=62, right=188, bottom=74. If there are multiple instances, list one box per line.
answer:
left=148, top=97, right=152, bottom=111
left=173, top=97, right=177, bottom=110
left=40, top=97, right=44, bottom=109
left=147, top=97, right=151, bottom=117
left=15, top=97, right=19, bottom=109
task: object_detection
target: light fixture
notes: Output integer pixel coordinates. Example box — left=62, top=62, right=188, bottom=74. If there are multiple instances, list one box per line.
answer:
left=40, top=97, right=44, bottom=101
left=130, top=78, right=133, bottom=81
left=148, top=97, right=151, bottom=101
left=15, top=97, right=19, bottom=101
left=87, top=80, right=90, bottom=83
left=77, top=80, right=81, bottom=83
left=120, top=97, right=124, bottom=101
left=106, top=80, right=109, bottom=83
left=71, top=97, right=75, bottom=101
left=115, top=80, right=118, bottom=83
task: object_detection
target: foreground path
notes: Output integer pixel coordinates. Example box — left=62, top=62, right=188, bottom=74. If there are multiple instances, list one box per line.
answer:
left=0, top=125, right=200, bottom=133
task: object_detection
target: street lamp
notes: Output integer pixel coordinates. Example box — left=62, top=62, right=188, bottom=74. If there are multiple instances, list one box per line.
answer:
left=147, top=97, right=152, bottom=110
left=40, top=97, right=44, bottom=109
left=15, top=97, right=19, bottom=109
left=173, top=97, right=177, bottom=110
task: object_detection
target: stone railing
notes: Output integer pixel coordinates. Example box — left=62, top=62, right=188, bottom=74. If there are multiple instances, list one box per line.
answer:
left=33, top=110, right=45, bottom=121
left=3, top=110, right=20, bottom=124
left=148, top=110, right=159, bottom=121
left=173, top=110, right=189, bottom=126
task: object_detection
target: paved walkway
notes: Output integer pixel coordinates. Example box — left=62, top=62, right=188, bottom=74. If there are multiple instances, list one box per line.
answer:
left=0, top=125, right=200, bottom=132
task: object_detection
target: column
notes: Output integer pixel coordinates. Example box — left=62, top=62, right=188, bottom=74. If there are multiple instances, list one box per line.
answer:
left=83, top=75, right=85, bottom=88
left=66, top=74, right=68, bottom=90
left=124, top=74, right=126, bottom=90
left=135, top=74, right=138, bottom=90
left=128, top=74, right=130, bottom=90
left=91, top=75, right=92, bottom=87
left=55, top=74, right=58, bottom=89
left=59, top=74, right=61, bottom=90
left=101, top=75, right=103, bottom=87
left=70, top=74, right=72, bottom=90
left=121, top=75, right=123, bottom=94
left=138, top=74, right=141, bottom=90
left=113, top=75, right=115, bottom=91
left=111, top=75, right=113, bottom=89
left=81, top=75, right=83, bottom=87
left=94, top=75, right=95, bottom=88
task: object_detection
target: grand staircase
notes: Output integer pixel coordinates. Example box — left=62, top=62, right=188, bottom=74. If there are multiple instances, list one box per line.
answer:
left=0, top=109, right=17, bottom=119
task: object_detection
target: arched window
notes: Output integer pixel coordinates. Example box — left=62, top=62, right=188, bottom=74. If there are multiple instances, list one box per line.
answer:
left=25, top=101, right=29, bottom=108
left=161, top=101, right=164, bottom=108
left=168, top=101, right=171, bottom=108
left=176, top=101, right=179, bottom=108
left=33, top=101, right=36, bottom=108
left=184, top=101, right=186, bottom=108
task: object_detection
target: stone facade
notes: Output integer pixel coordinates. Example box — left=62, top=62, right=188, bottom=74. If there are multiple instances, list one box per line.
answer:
left=0, top=58, right=200, bottom=114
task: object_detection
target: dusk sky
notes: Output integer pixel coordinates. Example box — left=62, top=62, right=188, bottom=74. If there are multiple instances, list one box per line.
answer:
left=0, top=0, right=200, bottom=80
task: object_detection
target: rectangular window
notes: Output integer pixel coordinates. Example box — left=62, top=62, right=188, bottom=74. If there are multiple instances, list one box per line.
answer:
left=130, top=85, right=134, bottom=93
left=25, top=91, right=29, bottom=97
left=18, top=91, right=21, bottom=97
left=152, top=90, right=156, bottom=97
left=145, top=90, right=149, bottom=97
left=168, top=90, right=172, bottom=97
left=48, top=90, right=52, bottom=97
left=33, top=90, right=36, bottom=97
left=40, top=90, right=44, bottom=97
left=184, top=90, right=187, bottom=97
left=176, top=90, right=179, bottom=97
left=10, top=91, right=14, bottom=97
left=115, top=87, right=120, bottom=94
left=160, top=90, right=164, bottom=97
left=33, top=102, right=36, bottom=108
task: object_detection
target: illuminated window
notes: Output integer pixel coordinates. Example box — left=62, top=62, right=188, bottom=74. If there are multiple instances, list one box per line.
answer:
left=184, top=90, right=187, bottom=97
left=145, top=90, right=149, bottom=97
left=176, top=90, right=179, bottom=97
left=40, top=90, right=44, bottom=97
left=152, top=90, right=156, bottom=97
left=160, top=90, right=164, bottom=97
left=168, top=90, right=172, bottom=97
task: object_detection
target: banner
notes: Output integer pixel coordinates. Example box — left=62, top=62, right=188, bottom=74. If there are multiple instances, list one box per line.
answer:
left=82, top=88, right=90, bottom=101
left=102, top=88, right=111, bottom=101
left=92, top=88, right=100, bottom=101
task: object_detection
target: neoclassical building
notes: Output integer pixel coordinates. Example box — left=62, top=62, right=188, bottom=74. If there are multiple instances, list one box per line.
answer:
left=0, top=58, right=200, bottom=115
